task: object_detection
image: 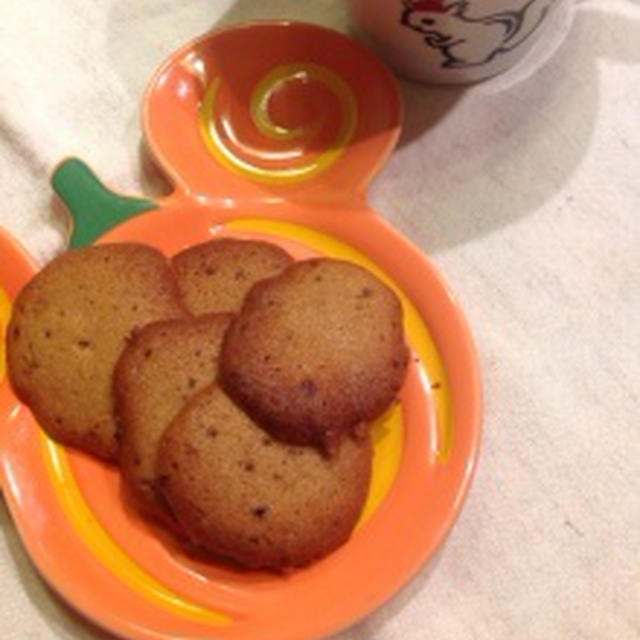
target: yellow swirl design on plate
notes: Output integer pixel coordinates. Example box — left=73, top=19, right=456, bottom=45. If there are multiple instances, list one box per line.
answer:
left=199, top=63, right=357, bottom=184
left=0, top=287, right=11, bottom=382
left=42, top=436, right=230, bottom=626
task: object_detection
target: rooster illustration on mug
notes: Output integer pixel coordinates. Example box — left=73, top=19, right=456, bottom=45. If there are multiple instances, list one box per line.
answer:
left=401, top=0, right=558, bottom=69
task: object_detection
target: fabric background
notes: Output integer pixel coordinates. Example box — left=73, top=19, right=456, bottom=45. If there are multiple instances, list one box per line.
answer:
left=1, top=1, right=638, bottom=638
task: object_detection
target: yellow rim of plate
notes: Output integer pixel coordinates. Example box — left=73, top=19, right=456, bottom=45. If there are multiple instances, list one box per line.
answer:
left=37, top=219, right=452, bottom=626
left=0, top=286, right=11, bottom=382
left=42, top=436, right=231, bottom=626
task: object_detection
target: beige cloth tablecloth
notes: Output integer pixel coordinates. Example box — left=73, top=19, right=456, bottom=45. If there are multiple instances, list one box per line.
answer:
left=1, top=1, right=638, bottom=638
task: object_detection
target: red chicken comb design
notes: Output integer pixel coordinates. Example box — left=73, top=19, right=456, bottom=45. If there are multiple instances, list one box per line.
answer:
left=407, top=0, right=446, bottom=11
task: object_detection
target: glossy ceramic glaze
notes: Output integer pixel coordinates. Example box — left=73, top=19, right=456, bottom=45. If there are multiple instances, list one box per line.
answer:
left=0, top=22, right=482, bottom=640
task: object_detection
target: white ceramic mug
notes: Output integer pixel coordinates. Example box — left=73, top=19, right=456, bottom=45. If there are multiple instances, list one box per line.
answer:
left=348, top=0, right=568, bottom=84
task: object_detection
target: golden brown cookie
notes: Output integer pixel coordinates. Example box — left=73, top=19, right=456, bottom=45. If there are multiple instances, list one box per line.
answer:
left=6, top=243, right=186, bottom=461
left=171, top=238, right=293, bottom=316
left=219, top=258, right=409, bottom=452
left=114, top=313, right=233, bottom=521
left=157, top=385, right=372, bottom=570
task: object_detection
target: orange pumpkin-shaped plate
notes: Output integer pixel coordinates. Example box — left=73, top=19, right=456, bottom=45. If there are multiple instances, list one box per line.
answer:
left=0, top=22, right=482, bottom=640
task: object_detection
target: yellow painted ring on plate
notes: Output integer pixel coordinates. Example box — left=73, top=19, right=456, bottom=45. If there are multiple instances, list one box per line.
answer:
left=42, top=436, right=231, bottom=626
left=39, top=219, right=452, bottom=625
left=0, top=286, right=12, bottom=382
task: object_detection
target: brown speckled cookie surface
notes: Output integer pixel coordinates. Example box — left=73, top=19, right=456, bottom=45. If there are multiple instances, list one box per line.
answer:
left=219, top=258, right=409, bottom=452
left=157, top=385, right=372, bottom=570
left=114, top=313, right=232, bottom=520
left=6, top=243, right=186, bottom=461
left=171, top=238, right=293, bottom=316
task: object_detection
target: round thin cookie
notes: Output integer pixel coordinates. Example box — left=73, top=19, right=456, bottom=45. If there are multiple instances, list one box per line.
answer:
left=219, top=258, right=409, bottom=452
left=171, top=238, right=293, bottom=316
left=157, top=385, right=372, bottom=571
left=6, top=243, right=186, bottom=461
left=114, top=313, right=233, bottom=522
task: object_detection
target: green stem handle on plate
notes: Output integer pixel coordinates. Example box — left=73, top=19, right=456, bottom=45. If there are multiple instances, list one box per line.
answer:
left=51, top=158, right=157, bottom=249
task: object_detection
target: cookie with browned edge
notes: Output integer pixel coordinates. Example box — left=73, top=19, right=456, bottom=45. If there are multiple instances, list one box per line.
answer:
left=114, top=313, right=232, bottom=521
left=157, top=385, right=372, bottom=570
left=219, top=258, right=409, bottom=452
left=6, top=243, right=186, bottom=461
left=171, top=238, right=293, bottom=316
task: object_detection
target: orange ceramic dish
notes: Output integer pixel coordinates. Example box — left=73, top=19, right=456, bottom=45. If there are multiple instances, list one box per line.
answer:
left=0, top=22, right=482, bottom=640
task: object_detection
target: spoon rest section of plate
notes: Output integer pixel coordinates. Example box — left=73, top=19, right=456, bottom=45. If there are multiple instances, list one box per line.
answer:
left=143, top=21, right=402, bottom=204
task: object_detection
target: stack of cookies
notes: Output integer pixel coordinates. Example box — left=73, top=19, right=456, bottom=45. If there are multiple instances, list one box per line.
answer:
left=6, top=238, right=409, bottom=571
